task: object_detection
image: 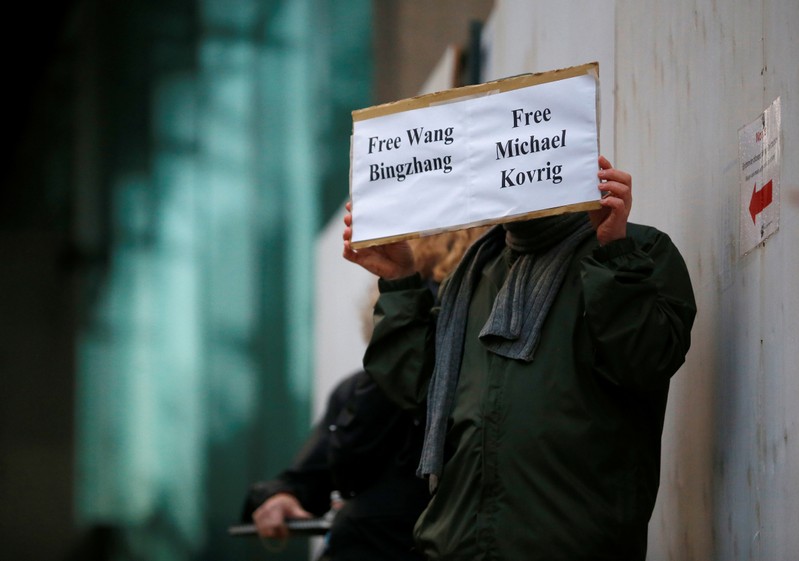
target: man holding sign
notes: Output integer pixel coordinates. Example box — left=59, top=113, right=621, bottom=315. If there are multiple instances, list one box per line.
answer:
left=342, top=154, right=696, bottom=560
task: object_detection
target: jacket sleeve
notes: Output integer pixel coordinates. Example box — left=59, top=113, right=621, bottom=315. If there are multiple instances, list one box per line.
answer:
left=240, top=424, right=334, bottom=521
left=579, top=226, right=697, bottom=391
left=328, top=371, right=418, bottom=496
left=362, top=273, right=437, bottom=410
left=240, top=375, right=360, bottom=521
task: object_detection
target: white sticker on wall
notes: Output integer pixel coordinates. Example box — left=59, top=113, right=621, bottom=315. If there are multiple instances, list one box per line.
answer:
left=739, top=97, right=781, bottom=255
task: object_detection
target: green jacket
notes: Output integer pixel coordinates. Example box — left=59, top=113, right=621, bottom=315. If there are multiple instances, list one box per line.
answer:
left=363, top=224, right=696, bottom=561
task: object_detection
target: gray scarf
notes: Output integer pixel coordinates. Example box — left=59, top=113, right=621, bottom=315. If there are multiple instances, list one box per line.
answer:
left=418, top=213, right=594, bottom=491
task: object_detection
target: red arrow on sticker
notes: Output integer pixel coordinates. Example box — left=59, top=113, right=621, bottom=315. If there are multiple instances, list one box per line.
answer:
left=749, top=179, right=773, bottom=224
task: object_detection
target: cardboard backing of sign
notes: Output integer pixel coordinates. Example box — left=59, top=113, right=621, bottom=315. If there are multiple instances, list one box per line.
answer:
left=350, top=62, right=601, bottom=248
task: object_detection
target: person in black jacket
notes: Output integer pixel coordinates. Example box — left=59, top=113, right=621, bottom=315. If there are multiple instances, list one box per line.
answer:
left=241, top=227, right=487, bottom=561
left=242, top=370, right=429, bottom=561
left=342, top=158, right=697, bottom=560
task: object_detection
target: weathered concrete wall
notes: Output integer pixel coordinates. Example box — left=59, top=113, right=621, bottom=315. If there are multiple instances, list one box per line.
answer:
left=373, top=0, right=495, bottom=103
left=485, top=1, right=799, bottom=559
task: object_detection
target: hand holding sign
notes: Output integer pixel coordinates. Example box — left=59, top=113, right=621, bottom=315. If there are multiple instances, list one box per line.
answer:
left=590, top=155, right=633, bottom=246
left=343, top=201, right=416, bottom=280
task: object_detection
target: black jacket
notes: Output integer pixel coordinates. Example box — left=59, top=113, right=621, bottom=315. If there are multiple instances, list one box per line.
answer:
left=242, top=371, right=429, bottom=561
left=364, top=225, right=697, bottom=560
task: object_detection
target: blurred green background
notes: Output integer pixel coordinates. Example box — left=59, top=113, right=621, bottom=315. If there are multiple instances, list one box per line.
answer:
left=0, top=1, right=492, bottom=560
left=3, top=1, right=371, bottom=559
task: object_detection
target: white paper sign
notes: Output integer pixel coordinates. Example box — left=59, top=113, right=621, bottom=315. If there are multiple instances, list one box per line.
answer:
left=350, top=70, right=600, bottom=247
left=738, top=97, right=781, bottom=255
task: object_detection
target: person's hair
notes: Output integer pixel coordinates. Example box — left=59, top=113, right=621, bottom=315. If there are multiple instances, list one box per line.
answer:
left=409, top=226, right=489, bottom=283
left=358, top=226, right=488, bottom=343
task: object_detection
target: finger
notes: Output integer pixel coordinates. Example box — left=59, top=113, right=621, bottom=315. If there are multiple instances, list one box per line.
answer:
left=343, top=241, right=359, bottom=263
left=265, top=513, right=289, bottom=537
left=599, top=194, right=626, bottom=212
left=288, top=505, right=314, bottom=519
left=254, top=515, right=279, bottom=539
left=597, top=180, right=631, bottom=201
left=599, top=168, right=632, bottom=189
left=597, top=155, right=632, bottom=190
left=344, top=213, right=353, bottom=227
left=343, top=242, right=374, bottom=268
left=259, top=523, right=286, bottom=540
left=598, top=155, right=613, bottom=170
left=345, top=201, right=352, bottom=212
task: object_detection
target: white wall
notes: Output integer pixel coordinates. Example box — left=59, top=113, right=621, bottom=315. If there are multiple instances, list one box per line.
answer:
left=312, top=206, right=377, bottom=419
left=485, top=0, right=799, bottom=559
